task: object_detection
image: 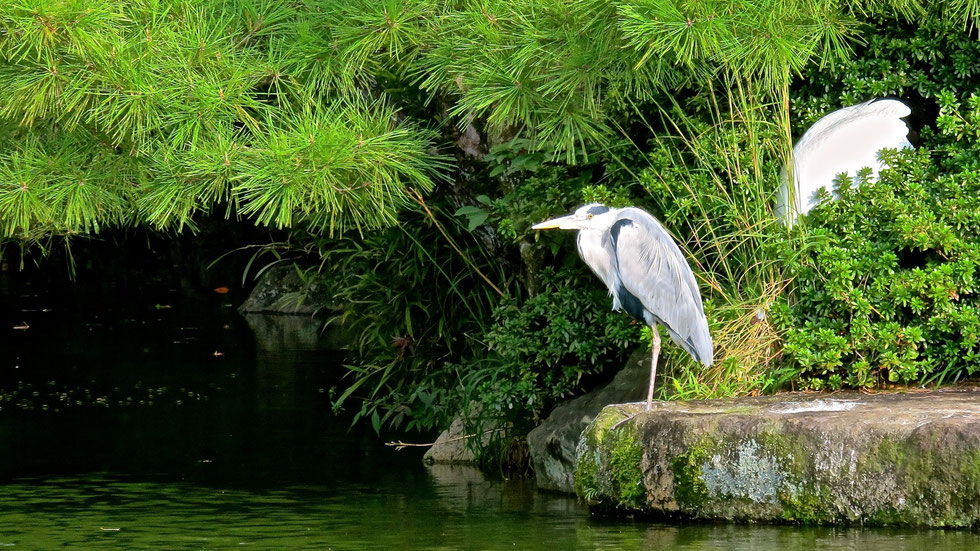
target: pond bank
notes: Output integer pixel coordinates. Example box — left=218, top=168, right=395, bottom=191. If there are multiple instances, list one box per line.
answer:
left=576, top=389, right=980, bottom=527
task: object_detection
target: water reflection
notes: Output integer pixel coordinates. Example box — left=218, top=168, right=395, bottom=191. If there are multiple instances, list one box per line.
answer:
left=1, top=471, right=977, bottom=550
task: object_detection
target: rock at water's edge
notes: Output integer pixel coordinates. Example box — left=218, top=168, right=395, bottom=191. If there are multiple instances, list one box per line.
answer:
left=423, top=413, right=483, bottom=464
left=423, top=404, right=510, bottom=465
left=527, top=349, right=650, bottom=493
left=239, top=265, right=328, bottom=315
left=239, top=265, right=346, bottom=350
left=576, top=389, right=980, bottom=527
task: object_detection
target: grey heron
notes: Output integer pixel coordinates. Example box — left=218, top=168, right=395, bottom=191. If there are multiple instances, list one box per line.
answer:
left=532, top=204, right=713, bottom=410
left=776, top=98, right=913, bottom=223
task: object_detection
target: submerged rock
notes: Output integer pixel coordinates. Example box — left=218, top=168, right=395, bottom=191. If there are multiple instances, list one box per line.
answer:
left=239, top=265, right=345, bottom=350
left=576, top=389, right=980, bottom=527
left=527, top=349, right=650, bottom=493
left=242, top=313, right=331, bottom=351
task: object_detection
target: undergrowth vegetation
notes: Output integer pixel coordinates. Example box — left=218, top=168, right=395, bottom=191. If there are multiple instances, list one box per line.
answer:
left=4, top=1, right=980, bottom=458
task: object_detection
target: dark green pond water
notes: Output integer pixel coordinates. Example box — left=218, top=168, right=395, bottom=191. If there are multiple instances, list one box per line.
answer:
left=1, top=251, right=979, bottom=550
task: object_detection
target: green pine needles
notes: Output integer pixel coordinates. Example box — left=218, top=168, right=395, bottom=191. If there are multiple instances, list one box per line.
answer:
left=0, top=0, right=443, bottom=239
left=5, top=0, right=967, bottom=242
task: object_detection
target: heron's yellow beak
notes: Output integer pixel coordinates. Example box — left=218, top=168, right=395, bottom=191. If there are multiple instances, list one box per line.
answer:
left=531, top=220, right=560, bottom=230
left=531, top=215, right=575, bottom=230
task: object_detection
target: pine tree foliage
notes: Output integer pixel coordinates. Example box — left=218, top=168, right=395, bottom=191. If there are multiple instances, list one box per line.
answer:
left=0, top=0, right=441, bottom=239
left=0, top=0, right=973, bottom=241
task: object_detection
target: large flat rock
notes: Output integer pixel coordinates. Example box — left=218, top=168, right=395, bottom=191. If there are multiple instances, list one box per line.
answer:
left=575, top=389, right=980, bottom=527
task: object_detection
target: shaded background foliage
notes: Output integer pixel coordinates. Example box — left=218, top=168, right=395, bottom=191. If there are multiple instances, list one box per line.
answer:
left=4, top=0, right=980, bottom=452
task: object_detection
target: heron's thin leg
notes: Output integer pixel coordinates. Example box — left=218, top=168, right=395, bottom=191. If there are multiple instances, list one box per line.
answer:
left=646, top=325, right=661, bottom=410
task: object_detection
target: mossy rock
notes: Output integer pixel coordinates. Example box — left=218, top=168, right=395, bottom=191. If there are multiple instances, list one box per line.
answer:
left=574, top=390, right=980, bottom=527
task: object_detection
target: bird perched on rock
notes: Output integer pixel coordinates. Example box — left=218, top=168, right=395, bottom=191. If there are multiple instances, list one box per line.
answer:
left=532, top=203, right=713, bottom=410
left=776, top=98, right=913, bottom=223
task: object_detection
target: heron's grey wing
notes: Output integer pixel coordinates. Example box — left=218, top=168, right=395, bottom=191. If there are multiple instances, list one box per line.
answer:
left=610, top=208, right=713, bottom=365
left=777, top=98, right=913, bottom=222
left=576, top=229, right=622, bottom=311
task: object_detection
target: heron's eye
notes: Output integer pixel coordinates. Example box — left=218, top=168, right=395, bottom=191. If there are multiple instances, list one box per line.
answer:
left=587, top=214, right=594, bottom=219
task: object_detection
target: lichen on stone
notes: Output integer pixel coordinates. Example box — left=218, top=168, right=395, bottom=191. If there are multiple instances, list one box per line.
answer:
left=700, top=439, right=787, bottom=504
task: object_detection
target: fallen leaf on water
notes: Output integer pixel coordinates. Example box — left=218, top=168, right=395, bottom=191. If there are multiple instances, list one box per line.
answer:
left=213, top=286, right=230, bottom=294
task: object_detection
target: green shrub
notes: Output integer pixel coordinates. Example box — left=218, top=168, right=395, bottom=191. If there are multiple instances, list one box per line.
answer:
left=774, top=7, right=980, bottom=390
left=780, top=95, right=980, bottom=389
left=479, top=267, right=643, bottom=417
left=793, top=8, right=980, bottom=125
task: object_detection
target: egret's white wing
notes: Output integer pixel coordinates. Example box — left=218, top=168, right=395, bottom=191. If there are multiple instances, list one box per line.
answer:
left=610, top=208, right=713, bottom=365
left=777, top=99, right=913, bottom=222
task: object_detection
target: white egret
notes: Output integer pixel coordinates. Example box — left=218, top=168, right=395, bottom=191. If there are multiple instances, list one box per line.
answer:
left=776, top=98, right=913, bottom=223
